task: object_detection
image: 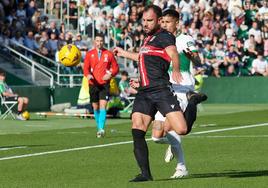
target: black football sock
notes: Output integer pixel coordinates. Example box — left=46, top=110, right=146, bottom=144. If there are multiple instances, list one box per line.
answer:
left=132, top=129, right=151, bottom=177
left=17, top=111, right=22, bottom=115
left=184, top=100, right=197, bottom=134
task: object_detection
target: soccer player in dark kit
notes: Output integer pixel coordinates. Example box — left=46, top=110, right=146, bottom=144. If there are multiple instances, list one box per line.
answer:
left=113, top=5, right=189, bottom=182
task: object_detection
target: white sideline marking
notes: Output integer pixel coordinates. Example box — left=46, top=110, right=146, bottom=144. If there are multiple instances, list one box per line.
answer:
left=190, top=123, right=268, bottom=135
left=0, top=146, right=27, bottom=151
left=0, top=122, right=268, bottom=161
left=187, top=135, right=268, bottom=138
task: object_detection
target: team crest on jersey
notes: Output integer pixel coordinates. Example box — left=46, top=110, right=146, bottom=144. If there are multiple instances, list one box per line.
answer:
left=104, top=54, right=108, bottom=62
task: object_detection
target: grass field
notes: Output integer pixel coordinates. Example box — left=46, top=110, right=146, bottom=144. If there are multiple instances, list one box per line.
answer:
left=0, top=104, right=268, bottom=188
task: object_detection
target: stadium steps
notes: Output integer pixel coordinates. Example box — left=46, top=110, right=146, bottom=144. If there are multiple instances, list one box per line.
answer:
left=0, top=52, right=49, bottom=86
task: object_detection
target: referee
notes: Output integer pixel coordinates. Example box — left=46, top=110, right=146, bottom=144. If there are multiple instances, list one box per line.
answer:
left=84, top=33, right=119, bottom=138
left=114, top=5, right=188, bottom=182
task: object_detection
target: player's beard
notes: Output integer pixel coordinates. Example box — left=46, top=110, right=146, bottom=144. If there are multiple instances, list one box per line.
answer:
left=145, top=25, right=160, bottom=36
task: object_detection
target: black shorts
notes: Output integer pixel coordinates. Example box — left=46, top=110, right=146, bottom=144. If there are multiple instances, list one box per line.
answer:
left=4, top=96, right=18, bottom=101
left=132, top=87, right=181, bottom=118
left=89, top=84, right=110, bottom=103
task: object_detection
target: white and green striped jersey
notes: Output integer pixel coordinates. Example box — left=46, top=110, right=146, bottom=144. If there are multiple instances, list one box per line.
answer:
left=169, top=33, right=197, bottom=74
left=169, top=32, right=197, bottom=87
left=176, top=33, right=197, bottom=72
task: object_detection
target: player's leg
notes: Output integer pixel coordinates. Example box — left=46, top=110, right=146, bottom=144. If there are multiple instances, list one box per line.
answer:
left=22, top=97, right=29, bottom=111
left=98, top=84, right=110, bottom=137
left=89, top=85, right=101, bottom=135
left=184, top=91, right=207, bottom=134
left=16, top=97, right=26, bottom=120
left=130, top=93, right=155, bottom=182
left=130, top=112, right=153, bottom=182
left=151, top=112, right=169, bottom=144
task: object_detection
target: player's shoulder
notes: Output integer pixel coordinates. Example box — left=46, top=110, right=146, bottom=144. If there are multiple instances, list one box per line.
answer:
left=158, top=29, right=175, bottom=39
left=177, top=33, right=194, bottom=41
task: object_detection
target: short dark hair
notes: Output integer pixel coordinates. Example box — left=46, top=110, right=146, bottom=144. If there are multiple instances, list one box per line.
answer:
left=95, top=33, right=104, bottom=39
left=0, top=69, right=6, bottom=76
left=143, top=4, right=162, bottom=19
left=162, top=9, right=180, bottom=20
left=121, top=70, right=128, bottom=76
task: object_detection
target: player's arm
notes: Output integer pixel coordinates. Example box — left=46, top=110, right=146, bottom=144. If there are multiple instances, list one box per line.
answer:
left=166, top=45, right=182, bottom=83
left=184, top=49, right=202, bottom=67
left=103, top=53, right=119, bottom=81
left=113, top=47, right=139, bottom=62
left=83, top=53, right=93, bottom=80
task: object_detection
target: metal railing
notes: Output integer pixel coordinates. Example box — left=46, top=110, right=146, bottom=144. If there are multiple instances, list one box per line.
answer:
left=8, top=42, right=83, bottom=87
left=4, top=45, right=54, bottom=87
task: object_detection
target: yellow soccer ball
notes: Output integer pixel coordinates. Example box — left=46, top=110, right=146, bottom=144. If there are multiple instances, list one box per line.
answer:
left=22, top=111, right=30, bottom=120
left=58, top=44, right=82, bottom=67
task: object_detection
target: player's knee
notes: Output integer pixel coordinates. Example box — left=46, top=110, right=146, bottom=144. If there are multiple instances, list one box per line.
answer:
left=24, top=97, right=29, bottom=104
left=18, top=97, right=23, bottom=103
left=175, top=127, right=188, bottom=135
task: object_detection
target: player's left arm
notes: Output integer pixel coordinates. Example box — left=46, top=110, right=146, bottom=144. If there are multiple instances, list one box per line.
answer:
left=103, top=53, right=119, bottom=81
left=183, top=38, right=202, bottom=67
left=109, top=53, right=119, bottom=77
left=166, top=45, right=182, bottom=83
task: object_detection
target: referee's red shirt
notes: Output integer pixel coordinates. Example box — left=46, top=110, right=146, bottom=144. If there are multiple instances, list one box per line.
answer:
left=84, top=48, right=119, bottom=85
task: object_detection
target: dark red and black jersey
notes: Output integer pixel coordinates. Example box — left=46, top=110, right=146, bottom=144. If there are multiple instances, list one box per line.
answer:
left=138, top=29, right=175, bottom=91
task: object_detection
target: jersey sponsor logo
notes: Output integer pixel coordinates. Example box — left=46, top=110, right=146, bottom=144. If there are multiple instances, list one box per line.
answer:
left=104, top=54, right=108, bottom=62
left=187, top=41, right=194, bottom=47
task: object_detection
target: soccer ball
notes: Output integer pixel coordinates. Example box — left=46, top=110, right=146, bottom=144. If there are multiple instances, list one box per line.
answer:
left=58, top=44, right=82, bottom=67
left=22, top=111, right=30, bottom=120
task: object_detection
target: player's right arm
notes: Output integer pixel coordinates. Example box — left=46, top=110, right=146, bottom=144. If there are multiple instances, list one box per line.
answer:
left=83, top=52, right=93, bottom=80
left=113, top=47, right=139, bottom=62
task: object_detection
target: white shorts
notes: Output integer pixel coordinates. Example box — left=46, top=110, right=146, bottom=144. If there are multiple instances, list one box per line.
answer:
left=155, top=72, right=195, bottom=121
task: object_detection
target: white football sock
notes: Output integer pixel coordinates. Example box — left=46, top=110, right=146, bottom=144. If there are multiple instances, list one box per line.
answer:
left=166, top=130, right=186, bottom=169
left=151, top=136, right=169, bottom=144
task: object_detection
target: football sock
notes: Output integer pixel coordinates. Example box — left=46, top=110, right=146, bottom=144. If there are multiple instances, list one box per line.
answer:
left=151, top=136, right=169, bottom=144
left=184, top=100, right=197, bottom=134
left=17, top=111, right=22, bottom=115
left=132, top=129, right=152, bottom=177
left=166, top=131, right=186, bottom=168
left=99, top=109, right=107, bottom=130
left=93, top=110, right=100, bottom=130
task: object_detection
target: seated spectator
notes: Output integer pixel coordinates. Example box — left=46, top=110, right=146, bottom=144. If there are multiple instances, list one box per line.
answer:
left=202, top=41, right=216, bottom=75
left=47, top=32, right=58, bottom=58
left=0, top=69, right=29, bottom=120
left=244, top=35, right=258, bottom=58
left=119, top=71, right=137, bottom=104
left=225, top=44, right=240, bottom=75
left=251, top=51, right=268, bottom=76
left=24, top=30, right=39, bottom=51
left=47, top=21, right=60, bottom=38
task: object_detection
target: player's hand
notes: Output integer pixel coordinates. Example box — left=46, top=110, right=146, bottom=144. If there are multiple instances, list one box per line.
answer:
left=113, top=47, right=124, bottom=57
left=129, top=78, right=140, bottom=89
left=87, top=75, right=93, bottom=80
left=103, top=72, right=112, bottom=81
left=172, top=70, right=183, bottom=83
left=183, top=48, right=193, bottom=59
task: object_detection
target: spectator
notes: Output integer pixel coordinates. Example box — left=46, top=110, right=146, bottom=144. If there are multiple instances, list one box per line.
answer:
left=244, top=34, right=258, bottom=58
left=88, top=0, right=101, bottom=20
left=248, top=21, right=261, bottom=41
left=47, top=32, right=58, bottom=58
left=225, top=44, right=240, bottom=75
left=119, top=70, right=137, bottom=104
left=113, top=1, right=125, bottom=20
left=251, top=51, right=268, bottom=76
left=65, top=1, right=78, bottom=30
left=202, top=41, right=216, bottom=75
left=0, top=69, right=29, bottom=121
left=47, top=21, right=60, bottom=38
left=23, top=30, right=39, bottom=51
left=179, top=0, right=194, bottom=24
left=10, top=31, right=24, bottom=46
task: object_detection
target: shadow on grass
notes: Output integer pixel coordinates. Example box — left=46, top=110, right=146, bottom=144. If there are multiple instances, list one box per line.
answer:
left=155, top=170, right=268, bottom=181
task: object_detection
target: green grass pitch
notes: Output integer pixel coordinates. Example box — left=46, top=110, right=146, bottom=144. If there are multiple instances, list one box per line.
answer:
left=0, top=104, right=268, bottom=188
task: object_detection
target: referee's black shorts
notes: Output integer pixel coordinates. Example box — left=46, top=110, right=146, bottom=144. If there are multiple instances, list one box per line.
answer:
left=132, top=87, right=181, bottom=119
left=89, top=83, right=110, bottom=103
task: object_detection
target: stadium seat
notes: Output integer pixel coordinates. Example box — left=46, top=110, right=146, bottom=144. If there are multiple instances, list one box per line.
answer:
left=0, top=95, right=18, bottom=120
left=122, top=96, right=135, bottom=112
